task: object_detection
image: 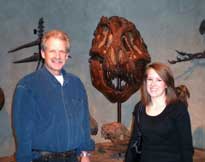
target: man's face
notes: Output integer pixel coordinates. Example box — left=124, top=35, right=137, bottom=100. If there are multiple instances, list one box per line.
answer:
left=41, top=37, right=70, bottom=75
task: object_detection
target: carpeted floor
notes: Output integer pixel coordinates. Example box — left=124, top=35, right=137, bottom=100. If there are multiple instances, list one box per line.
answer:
left=0, top=143, right=205, bottom=162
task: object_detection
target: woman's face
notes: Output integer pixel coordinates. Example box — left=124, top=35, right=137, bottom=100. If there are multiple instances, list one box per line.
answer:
left=146, top=68, right=167, bottom=99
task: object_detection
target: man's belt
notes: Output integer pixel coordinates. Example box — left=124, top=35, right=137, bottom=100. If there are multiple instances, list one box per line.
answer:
left=33, top=149, right=76, bottom=161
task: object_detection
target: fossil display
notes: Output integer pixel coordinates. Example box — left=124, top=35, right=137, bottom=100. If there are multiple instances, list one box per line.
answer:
left=89, top=16, right=151, bottom=103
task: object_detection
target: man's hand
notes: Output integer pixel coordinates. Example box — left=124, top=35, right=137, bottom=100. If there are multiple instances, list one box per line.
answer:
left=80, top=156, right=90, bottom=162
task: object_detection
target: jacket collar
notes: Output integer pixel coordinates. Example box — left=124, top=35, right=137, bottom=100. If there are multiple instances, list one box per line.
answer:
left=41, top=66, right=69, bottom=86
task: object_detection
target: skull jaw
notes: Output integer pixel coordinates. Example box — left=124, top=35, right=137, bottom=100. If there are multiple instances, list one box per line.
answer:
left=90, top=60, right=140, bottom=103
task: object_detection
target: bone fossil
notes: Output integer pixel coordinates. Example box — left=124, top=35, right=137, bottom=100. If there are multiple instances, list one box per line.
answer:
left=0, top=88, right=5, bottom=111
left=89, top=16, right=151, bottom=103
left=168, top=50, right=205, bottom=64
left=8, top=18, right=45, bottom=70
left=169, top=19, right=205, bottom=64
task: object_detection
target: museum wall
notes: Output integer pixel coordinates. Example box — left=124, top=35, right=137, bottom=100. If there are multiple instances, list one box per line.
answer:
left=0, top=0, right=205, bottom=156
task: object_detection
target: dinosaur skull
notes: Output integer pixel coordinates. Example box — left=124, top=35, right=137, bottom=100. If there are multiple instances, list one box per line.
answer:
left=89, top=16, right=151, bottom=103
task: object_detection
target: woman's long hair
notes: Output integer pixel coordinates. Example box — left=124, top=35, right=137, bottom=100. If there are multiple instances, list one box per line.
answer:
left=175, top=84, right=190, bottom=107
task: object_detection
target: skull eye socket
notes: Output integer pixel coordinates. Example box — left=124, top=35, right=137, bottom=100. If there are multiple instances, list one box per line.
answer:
left=121, top=32, right=133, bottom=52
left=102, top=25, right=109, bottom=32
left=102, top=25, right=112, bottom=48
left=121, top=35, right=129, bottom=52
left=95, top=24, right=109, bottom=39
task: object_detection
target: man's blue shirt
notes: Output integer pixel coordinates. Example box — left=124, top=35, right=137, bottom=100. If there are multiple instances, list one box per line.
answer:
left=12, top=67, right=94, bottom=162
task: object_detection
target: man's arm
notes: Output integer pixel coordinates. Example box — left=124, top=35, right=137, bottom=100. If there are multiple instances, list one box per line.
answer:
left=78, top=80, right=95, bottom=152
left=12, top=85, right=35, bottom=162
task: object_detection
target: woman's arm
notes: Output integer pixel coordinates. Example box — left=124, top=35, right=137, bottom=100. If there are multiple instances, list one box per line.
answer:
left=174, top=102, right=194, bottom=162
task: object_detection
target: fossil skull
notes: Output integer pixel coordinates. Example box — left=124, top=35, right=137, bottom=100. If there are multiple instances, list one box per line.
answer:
left=89, top=16, right=151, bottom=103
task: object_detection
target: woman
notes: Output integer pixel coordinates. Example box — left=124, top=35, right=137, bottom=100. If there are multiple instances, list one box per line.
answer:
left=125, top=62, right=193, bottom=162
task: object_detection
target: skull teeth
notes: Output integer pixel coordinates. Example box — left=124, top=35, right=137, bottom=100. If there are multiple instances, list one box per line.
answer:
left=109, top=77, right=128, bottom=91
left=104, top=68, right=137, bottom=91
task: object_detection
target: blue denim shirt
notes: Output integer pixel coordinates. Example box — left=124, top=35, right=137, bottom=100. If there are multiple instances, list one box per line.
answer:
left=12, top=67, right=94, bottom=162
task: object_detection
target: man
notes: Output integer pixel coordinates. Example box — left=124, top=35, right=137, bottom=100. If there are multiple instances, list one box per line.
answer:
left=12, top=30, right=94, bottom=162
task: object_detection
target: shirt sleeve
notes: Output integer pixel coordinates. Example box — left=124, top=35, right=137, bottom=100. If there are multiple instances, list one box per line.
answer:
left=76, top=81, right=95, bottom=154
left=12, top=84, right=35, bottom=162
left=174, top=102, right=194, bottom=162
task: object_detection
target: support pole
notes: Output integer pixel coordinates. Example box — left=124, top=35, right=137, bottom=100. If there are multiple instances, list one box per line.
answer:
left=117, top=77, right=122, bottom=123
left=117, top=102, right=121, bottom=123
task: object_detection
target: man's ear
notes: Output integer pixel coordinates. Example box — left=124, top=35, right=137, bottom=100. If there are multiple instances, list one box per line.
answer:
left=65, top=54, right=69, bottom=60
left=41, top=50, right=45, bottom=59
